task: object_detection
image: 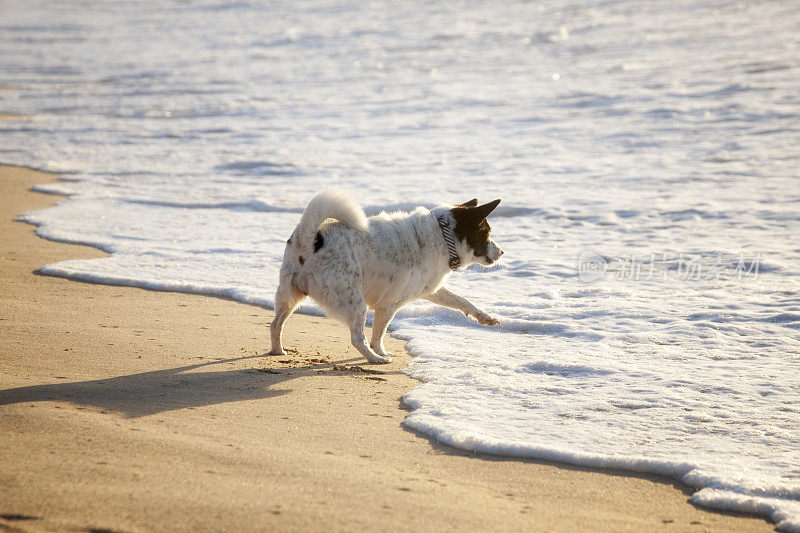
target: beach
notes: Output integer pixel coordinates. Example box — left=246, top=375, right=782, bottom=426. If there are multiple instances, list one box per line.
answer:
left=0, top=163, right=773, bottom=531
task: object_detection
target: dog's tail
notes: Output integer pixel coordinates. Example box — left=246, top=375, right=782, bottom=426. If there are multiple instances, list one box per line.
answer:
left=293, top=190, right=368, bottom=250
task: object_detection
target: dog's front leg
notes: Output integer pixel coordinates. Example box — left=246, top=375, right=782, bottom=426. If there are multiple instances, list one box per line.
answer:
left=423, top=287, right=500, bottom=326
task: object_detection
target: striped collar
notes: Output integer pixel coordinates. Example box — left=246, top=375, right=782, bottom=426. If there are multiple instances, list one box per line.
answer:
left=436, top=214, right=461, bottom=271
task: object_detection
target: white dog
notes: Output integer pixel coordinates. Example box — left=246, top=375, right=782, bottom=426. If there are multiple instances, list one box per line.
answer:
left=270, top=190, right=503, bottom=364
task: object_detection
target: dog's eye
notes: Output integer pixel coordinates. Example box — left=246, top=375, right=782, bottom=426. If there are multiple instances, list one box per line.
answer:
left=287, top=237, right=293, bottom=244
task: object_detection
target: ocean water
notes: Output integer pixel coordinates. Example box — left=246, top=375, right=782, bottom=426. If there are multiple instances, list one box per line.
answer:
left=2, top=0, right=799, bottom=528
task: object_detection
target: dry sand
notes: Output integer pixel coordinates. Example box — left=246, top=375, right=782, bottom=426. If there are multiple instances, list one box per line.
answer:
left=0, top=162, right=773, bottom=532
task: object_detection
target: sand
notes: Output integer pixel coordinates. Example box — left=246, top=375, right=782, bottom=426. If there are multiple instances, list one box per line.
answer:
left=0, top=162, right=773, bottom=532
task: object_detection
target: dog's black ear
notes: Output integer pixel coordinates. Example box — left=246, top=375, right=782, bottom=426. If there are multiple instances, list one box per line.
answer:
left=474, top=199, right=500, bottom=219
left=460, top=198, right=478, bottom=207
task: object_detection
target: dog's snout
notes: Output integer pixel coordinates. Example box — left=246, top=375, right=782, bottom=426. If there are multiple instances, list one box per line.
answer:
left=485, top=243, right=503, bottom=265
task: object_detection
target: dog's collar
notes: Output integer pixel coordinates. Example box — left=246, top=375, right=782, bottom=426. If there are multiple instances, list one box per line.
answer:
left=436, top=215, right=461, bottom=271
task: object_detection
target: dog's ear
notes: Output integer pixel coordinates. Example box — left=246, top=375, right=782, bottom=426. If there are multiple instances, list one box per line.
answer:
left=474, top=199, right=500, bottom=220
left=459, top=198, right=478, bottom=207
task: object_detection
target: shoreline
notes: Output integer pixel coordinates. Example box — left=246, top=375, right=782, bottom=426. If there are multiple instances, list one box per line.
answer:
left=0, top=163, right=773, bottom=531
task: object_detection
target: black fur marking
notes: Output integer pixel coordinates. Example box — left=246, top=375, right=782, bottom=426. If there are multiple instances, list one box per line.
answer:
left=451, top=200, right=500, bottom=258
left=298, top=256, right=305, bottom=265
left=411, top=225, right=423, bottom=248
left=452, top=210, right=491, bottom=256
left=313, top=231, right=324, bottom=252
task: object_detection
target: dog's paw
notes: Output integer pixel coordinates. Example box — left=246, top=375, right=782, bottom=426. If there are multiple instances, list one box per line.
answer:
left=268, top=348, right=287, bottom=356
left=369, top=344, right=392, bottom=358
left=364, top=353, right=392, bottom=364
left=475, top=313, right=500, bottom=327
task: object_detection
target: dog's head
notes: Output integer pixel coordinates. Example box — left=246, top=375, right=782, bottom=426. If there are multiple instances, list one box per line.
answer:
left=451, top=198, right=503, bottom=266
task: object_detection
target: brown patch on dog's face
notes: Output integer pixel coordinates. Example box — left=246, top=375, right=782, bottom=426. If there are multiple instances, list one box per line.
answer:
left=451, top=199, right=501, bottom=262
left=452, top=209, right=492, bottom=256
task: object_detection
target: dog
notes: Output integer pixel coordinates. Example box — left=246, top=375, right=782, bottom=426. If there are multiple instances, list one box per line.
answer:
left=269, top=190, right=503, bottom=364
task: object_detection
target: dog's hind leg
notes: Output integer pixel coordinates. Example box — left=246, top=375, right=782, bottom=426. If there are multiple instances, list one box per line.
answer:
left=313, top=273, right=389, bottom=364
left=370, top=304, right=399, bottom=357
left=269, top=278, right=305, bottom=356
left=344, top=300, right=391, bottom=364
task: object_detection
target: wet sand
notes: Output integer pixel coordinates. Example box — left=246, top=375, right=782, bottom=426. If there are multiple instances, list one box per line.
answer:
left=0, top=163, right=773, bottom=532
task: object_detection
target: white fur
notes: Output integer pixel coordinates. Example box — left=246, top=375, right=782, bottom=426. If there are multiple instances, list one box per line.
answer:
left=270, top=191, right=502, bottom=363
left=292, top=189, right=367, bottom=250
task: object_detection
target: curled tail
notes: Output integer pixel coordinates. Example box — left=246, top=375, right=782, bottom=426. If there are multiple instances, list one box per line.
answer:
left=293, top=190, right=368, bottom=251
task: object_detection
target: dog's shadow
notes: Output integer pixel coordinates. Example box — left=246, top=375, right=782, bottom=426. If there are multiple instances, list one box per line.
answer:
left=0, top=355, right=387, bottom=418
